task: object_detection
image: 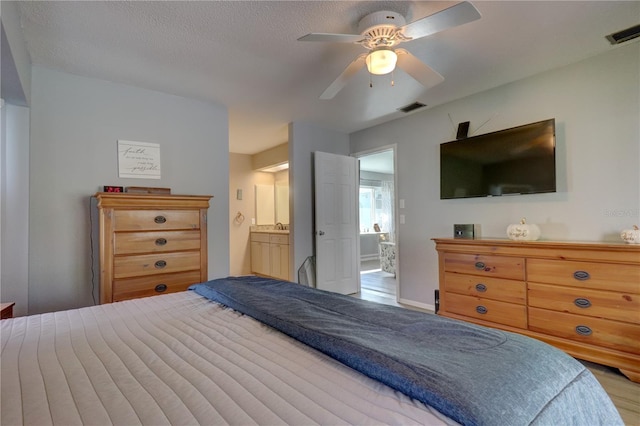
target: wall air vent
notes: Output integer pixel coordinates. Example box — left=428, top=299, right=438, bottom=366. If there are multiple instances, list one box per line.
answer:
left=606, top=24, right=640, bottom=45
left=398, top=102, right=427, bottom=113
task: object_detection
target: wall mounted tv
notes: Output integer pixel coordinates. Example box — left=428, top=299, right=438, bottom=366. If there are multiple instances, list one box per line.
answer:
left=440, top=118, right=556, bottom=199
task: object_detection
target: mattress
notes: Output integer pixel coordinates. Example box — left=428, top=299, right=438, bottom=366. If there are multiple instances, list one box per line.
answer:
left=1, top=291, right=454, bottom=425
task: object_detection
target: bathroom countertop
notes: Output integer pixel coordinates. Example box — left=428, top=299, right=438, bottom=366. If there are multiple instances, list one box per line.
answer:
left=251, top=229, right=289, bottom=234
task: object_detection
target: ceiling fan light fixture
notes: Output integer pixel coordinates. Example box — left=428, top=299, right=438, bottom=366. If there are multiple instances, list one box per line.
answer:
left=365, top=49, right=397, bottom=75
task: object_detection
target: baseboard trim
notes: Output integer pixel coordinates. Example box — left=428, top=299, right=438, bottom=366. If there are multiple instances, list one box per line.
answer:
left=398, top=298, right=435, bottom=313
left=360, top=255, right=379, bottom=261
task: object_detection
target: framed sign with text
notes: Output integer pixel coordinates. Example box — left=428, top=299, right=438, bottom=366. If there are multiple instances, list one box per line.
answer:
left=117, top=140, right=161, bottom=179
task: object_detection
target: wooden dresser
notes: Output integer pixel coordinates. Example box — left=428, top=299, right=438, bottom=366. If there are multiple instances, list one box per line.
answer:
left=433, top=238, right=640, bottom=382
left=94, top=193, right=212, bottom=303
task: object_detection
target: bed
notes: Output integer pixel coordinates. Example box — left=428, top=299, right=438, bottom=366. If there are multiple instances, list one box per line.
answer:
left=1, top=276, right=623, bottom=425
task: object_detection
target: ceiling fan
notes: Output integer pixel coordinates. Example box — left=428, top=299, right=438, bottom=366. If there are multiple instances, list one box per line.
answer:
left=298, top=1, right=481, bottom=99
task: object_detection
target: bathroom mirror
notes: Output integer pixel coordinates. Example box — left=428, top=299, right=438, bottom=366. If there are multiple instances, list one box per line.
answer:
left=255, top=184, right=275, bottom=225
left=275, top=181, right=289, bottom=224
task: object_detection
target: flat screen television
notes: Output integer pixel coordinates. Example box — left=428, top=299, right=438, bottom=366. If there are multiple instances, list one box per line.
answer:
left=440, top=118, right=556, bottom=199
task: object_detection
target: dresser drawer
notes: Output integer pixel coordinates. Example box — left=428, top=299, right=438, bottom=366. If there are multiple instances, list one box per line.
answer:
left=114, top=230, right=201, bottom=254
left=529, top=307, right=640, bottom=354
left=529, top=283, right=640, bottom=324
left=443, top=253, right=524, bottom=280
left=113, top=251, right=201, bottom=278
left=113, top=210, right=200, bottom=231
left=444, top=272, right=526, bottom=304
left=443, top=293, right=527, bottom=329
left=113, top=270, right=202, bottom=301
left=527, top=259, right=640, bottom=294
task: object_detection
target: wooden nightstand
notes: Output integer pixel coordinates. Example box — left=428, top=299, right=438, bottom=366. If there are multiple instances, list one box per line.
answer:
left=1, top=302, right=15, bottom=319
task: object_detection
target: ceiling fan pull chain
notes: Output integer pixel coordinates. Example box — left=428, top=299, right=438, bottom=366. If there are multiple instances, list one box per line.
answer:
left=391, top=69, right=395, bottom=87
left=369, top=73, right=373, bottom=88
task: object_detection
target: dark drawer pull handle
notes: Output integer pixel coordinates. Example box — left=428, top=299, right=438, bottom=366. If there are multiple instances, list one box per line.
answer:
left=476, top=305, right=488, bottom=314
left=575, top=325, right=592, bottom=336
left=154, top=215, right=167, bottom=224
left=155, top=238, right=167, bottom=246
left=574, top=298, right=592, bottom=308
left=475, top=262, right=486, bottom=270
left=573, top=270, right=590, bottom=281
left=155, top=260, right=167, bottom=269
left=155, top=284, right=167, bottom=293
left=475, top=283, right=487, bottom=292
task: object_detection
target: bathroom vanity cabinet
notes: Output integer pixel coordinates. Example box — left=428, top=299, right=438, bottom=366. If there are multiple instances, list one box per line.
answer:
left=251, top=231, right=290, bottom=280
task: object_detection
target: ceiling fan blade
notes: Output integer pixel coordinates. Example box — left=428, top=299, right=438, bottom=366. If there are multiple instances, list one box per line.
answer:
left=320, top=54, right=367, bottom=100
left=298, top=33, right=364, bottom=43
left=400, top=1, right=481, bottom=41
left=395, top=49, right=444, bottom=90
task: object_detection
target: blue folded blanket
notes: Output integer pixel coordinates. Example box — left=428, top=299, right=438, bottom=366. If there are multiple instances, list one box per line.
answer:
left=190, top=276, right=622, bottom=426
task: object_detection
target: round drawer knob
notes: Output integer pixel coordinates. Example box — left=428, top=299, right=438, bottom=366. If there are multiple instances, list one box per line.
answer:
left=474, top=262, right=486, bottom=270
left=574, top=298, right=592, bottom=308
left=155, top=260, right=167, bottom=269
left=575, top=325, right=592, bottom=336
left=154, top=215, right=167, bottom=224
left=155, top=284, right=168, bottom=293
left=475, top=283, right=487, bottom=292
left=573, top=270, right=590, bottom=281
left=155, top=238, right=167, bottom=246
left=476, top=305, right=488, bottom=314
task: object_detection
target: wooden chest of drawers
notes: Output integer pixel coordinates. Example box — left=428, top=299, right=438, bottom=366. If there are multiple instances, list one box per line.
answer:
left=434, top=238, right=640, bottom=383
left=94, top=193, right=212, bottom=303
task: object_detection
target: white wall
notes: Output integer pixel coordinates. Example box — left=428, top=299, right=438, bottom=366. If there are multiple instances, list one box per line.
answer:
left=1, top=1, right=32, bottom=316
left=0, top=1, right=32, bottom=105
left=350, top=43, right=640, bottom=307
left=289, top=122, right=349, bottom=280
left=28, top=67, right=229, bottom=314
left=229, top=153, right=253, bottom=276
left=0, top=103, right=29, bottom=316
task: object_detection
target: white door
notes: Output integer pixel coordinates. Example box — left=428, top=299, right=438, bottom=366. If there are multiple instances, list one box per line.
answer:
left=314, top=151, right=360, bottom=294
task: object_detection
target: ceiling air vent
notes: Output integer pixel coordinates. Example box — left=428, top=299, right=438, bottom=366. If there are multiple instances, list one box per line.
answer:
left=606, top=24, right=640, bottom=45
left=398, top=102, right=427, bottom=114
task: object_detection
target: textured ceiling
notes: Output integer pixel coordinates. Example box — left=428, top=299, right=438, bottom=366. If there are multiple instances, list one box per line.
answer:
left=15, top=1, right=640, bottom=154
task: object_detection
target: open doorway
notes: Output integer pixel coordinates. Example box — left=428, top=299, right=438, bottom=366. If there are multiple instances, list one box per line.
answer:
left=355, top=147, right=398, bottom=304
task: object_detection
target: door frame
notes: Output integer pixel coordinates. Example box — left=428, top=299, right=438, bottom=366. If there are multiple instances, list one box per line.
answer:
left=352, top=144, right=399, bottom=302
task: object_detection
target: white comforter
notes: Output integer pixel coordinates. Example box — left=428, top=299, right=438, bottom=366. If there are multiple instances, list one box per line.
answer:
left=1, top=291, right=454, bottom=425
